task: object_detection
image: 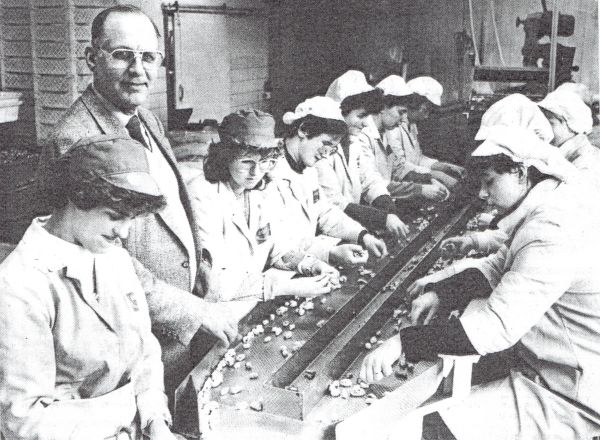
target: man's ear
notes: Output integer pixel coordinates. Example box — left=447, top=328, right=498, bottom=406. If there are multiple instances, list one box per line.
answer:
left=84, top=46, right=97, bottom=72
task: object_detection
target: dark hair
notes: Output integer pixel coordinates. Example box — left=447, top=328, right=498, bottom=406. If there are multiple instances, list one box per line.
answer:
left=46, top=156, right=166, bottom=218
left=388, top=93, right=429, bottom=111
left=281, top=114, right=348, bottom=140
left=340, top=89, right=384, bottom=116
left=203, top=139, right=282, bottom=183
left=91, top=5, right=160, bottom=47
left=468, top=153, right=548, bottom=186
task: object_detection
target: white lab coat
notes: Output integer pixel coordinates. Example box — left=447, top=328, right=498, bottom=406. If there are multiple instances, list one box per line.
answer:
left=315, top=133, right=389, bottom=210
left=437, top=178, right=600, bottom=439
left=0, top=218, right=169, bottom=439
left=387, top=122, right=438, bottom=169
left=269, top=154, right=364, bottom=262
left=464, top=134, right=600, bottom=256
left=186, top=177, right=297, bottom=307
left=559, top=134, right=600, bottom=188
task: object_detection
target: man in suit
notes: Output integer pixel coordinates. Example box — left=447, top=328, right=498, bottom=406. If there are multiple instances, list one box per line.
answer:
left=44, top=5, right=238, bottom=395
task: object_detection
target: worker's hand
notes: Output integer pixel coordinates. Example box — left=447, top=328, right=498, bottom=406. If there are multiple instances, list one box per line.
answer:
left=360, top=336, right=403, bottom=383
left=386, top=214, right=410, bottom=241
left=443, top=162, right=466, bottom=179
left=146, top=419, right=178, bottom=440
left=198, top=301, right=239, bottom=346
left=362, top=233, right=388, bottom=259
left=440, top=236, right=475, bottom=258
left=421, top=183, right=447, bottom=202
left=278, top=274, right=335, bottom=298
left=329, top=244, right=369, bottom=267
left=309, top=259, right=340, bottom=279
left=406, top=276, right=434, bottom=298
left=410, top=291, right=441, bottom=325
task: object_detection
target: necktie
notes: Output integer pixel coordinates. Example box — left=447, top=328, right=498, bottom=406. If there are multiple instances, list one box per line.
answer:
left=126, top=114, right=151, bottom=151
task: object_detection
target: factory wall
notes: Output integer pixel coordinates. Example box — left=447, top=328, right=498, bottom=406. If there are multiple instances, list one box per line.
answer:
left=268, top=0, right=471, bottom=121
left=1, top=0, right=597, bottom=150
left=0, top=0, right=36, bottom=150
left=0, top=0, right=165, bottom=149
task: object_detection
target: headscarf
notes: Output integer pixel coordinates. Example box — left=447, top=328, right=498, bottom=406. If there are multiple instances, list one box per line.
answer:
left=376, top=75, right=413, bottom=97
left=406, top=76, right=443, bottom=106
left=472, top=125, right=578, bottom=183
left=475, top=94, right=553, bottom=142
left=538, top=90, right=593, bottom=135
left=326, top=70, right=374, bottom=103
left=282, top=96, right=344, bottom=125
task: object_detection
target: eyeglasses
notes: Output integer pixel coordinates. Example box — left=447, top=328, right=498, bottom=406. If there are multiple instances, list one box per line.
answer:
left=98, top=48, right=164, bottom=68
left=237, top=158, right=278, bottom=172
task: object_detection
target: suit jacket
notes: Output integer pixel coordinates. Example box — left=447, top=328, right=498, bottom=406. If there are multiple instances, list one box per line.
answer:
left=46, top=86, right=206, bottom=349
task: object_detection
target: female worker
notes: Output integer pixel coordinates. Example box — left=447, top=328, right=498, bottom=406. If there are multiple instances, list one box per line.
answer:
left=271, top=95, right=388, bottom=266
left=318, top=70, right=410, bottom=238
left=538, top=89, right=600, bottom=185
left=441, top=94, right=555, bottom=258
left=372, top=74, right=449, bottom=204
left=0, top=135, right=177, bottom=439
left=186, top=110, right=339, bottom=311
left=360, top=126, right=600, bottom=439
left=391, top=76, right=465, bottom=192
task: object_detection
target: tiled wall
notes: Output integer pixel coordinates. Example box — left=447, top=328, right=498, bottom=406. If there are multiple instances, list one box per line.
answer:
left=0, top=0, right=36, bottom=149
left=0, top=0, right=168, bottom=149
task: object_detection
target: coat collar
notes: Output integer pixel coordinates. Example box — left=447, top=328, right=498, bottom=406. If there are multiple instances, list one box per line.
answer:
left=80, top=85, right=130, bottom=138
left=219, top=182, right=257, bottom=249
left=21, top=216, right=95, bottom=275
left=497, top=178, right=562, bottom=243
left=20, top=217, right=120, bottom=330
left=559, top=134, right=591, bottom=164
left=270, top=156, right=312, bottom=219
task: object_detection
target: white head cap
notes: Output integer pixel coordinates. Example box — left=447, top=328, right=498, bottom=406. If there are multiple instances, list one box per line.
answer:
left=472, top=125, right=578, bottom=182
left=282, top=96, right=345, bottom=125
left=407, top=76, right=443, bottom=106
left=555, top=82, right=592, bottom=105
left=326, top=70, right=374, bottom=103
left=376, top=75, right=413, bottom=97
left=538, top=90, right=593, bottom=135
left=475, top=94, right=553, bottom=142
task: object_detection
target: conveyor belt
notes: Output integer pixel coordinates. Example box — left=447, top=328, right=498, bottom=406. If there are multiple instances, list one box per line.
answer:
left=173, top=193, right=482, bottom=438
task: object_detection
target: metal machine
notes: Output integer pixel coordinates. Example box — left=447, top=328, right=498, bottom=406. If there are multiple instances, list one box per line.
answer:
left=516, top=0, right=577, bottom=85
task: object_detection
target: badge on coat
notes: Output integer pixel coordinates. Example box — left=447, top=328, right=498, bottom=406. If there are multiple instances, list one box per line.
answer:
left=256, top=223, right=272, bottom=244
left=313, top=189, right=320, bottom=203
left=126, top=291, right=139, bottom=311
